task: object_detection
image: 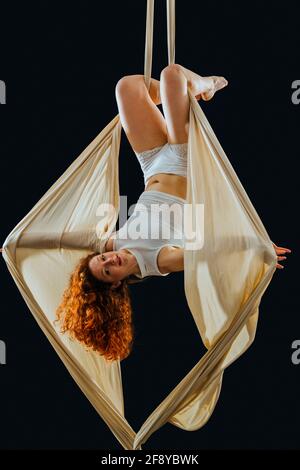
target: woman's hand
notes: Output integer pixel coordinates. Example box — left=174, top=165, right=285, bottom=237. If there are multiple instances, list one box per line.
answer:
left=272, top=243, right=292, bottom=269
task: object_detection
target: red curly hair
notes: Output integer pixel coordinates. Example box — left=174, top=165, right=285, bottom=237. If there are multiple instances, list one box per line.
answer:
left=55, top=252, right=135, bottom=362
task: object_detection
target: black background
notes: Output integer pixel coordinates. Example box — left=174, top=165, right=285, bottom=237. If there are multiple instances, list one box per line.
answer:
left=0, top=0, right=299, bottom=450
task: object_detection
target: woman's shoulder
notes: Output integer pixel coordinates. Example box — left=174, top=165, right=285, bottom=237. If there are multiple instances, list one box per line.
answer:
left=157, top=245, right=184, bottom=274
left=104, top=232, right=117, bottom=252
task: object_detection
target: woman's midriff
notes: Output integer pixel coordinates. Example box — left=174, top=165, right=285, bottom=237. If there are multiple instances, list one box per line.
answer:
left=144, top=174, right=187, bottom=200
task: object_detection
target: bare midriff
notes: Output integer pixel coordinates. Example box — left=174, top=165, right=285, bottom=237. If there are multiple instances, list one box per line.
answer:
left=145, top=173, right=187, bottom=200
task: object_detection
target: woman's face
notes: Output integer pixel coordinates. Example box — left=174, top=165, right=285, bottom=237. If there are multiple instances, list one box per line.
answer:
left=88, top=251, right=132, bottom=287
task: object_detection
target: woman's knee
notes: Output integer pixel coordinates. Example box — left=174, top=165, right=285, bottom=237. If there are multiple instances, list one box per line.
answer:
left=160, top=64, right=183, bottom=81
left=115, top=75, right=143, bottom=96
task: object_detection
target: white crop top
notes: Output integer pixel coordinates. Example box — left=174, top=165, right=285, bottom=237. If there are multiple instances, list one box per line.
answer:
left=134, top=142, right=188, bottom=185
left=111, top=190, right=186, bottom=278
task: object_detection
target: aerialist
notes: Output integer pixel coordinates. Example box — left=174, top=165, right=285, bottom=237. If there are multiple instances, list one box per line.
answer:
left=35, top=64, right=290, bottom=361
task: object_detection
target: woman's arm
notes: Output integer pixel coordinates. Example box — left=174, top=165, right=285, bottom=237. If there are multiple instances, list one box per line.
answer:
left=0, top=231, right=101, bottom=252
left=158, top=246, right=184, bottom=274
left=158, top=242, right=292, bottom=275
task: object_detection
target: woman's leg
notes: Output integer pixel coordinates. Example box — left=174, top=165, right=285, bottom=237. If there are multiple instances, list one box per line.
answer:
left=115, top=75, right=168, bottom=153
left=159, top=64, right=227, bottom=143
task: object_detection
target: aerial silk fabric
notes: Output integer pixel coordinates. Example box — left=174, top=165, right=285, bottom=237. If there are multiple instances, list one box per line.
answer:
left=1, top=0, right=277, bottom=450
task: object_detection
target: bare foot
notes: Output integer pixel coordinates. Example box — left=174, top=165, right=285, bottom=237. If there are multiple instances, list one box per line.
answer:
left=197, top=76, right=228, bottom=101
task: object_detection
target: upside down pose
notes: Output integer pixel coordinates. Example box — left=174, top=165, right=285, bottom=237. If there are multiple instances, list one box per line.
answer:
left=14, top=64, right=289, bottom=361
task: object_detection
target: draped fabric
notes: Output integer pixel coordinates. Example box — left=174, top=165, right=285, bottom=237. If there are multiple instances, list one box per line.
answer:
left=1, top=0, right=277, bottom=450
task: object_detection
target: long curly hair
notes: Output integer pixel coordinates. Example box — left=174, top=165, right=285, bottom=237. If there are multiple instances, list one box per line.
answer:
left=55, top=252, right=140, bottom=362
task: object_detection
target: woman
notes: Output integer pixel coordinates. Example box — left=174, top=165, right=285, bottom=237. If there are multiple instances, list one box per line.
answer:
left=54, top=64, right=291, bottom=362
